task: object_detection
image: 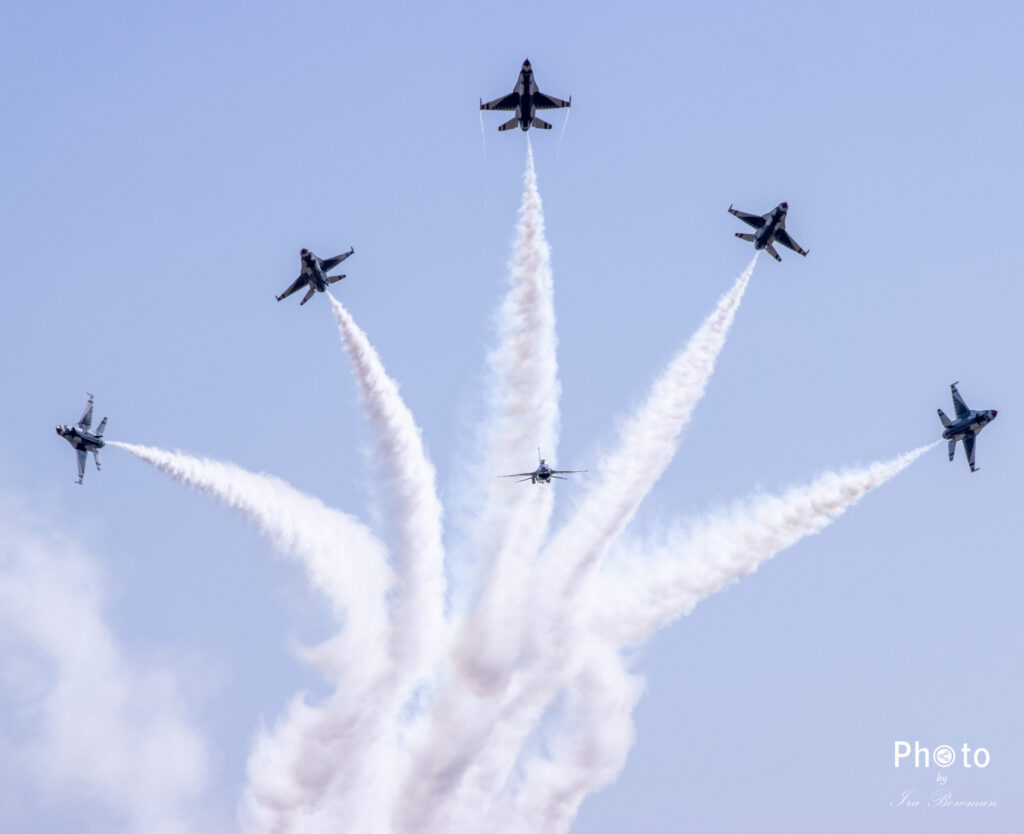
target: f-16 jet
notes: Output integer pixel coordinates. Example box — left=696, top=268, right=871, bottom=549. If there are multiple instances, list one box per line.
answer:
left=728, top=202, right=809, bottom=261
left=56, top=393, right=106, bottom=485
left=500, top=449, right=585, bottom=484
left=938, top=382, right=997, bottom=472
left=276, top=247, right=354, bottom=306
left=480, top=59, right=571, bottom=132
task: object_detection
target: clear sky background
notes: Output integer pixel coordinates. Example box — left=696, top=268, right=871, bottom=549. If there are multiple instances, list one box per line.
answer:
left=2, top=1, right=1021, bottom=831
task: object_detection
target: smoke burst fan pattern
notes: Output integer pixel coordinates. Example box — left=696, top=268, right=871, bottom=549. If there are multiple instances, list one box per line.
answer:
left=113, top=146, right=929, bottom=834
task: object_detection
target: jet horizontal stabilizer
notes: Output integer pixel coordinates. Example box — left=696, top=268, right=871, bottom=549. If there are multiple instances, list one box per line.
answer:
left=498, top=117, right=519, bottom=131
left=531, top=116, right=552, bottom=130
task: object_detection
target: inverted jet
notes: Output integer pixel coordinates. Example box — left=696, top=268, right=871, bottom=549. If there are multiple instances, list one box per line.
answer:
left=480, top=59, right=571, bottom=132
left=728, top=202, right=809, bottom=262
left=276, top=247, right=354, bottom=306
left=56, top=393, right=106, bottom=485
left=938, top=382, right=997, bottom=472
left=500, top=449, right=585, bottom=484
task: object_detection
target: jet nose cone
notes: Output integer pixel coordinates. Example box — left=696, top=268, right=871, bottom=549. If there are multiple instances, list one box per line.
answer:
left=55, top=425, right=62, bottom=435
left=523, top=59, right=531, bottom=67
left=300, top=248, right=309, bottom=256
left=992, top=410, right=998, bottom=419
left=780, top=202, right=788, bottom=210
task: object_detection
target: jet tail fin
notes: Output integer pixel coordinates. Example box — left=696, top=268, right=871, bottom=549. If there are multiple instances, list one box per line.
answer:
left=498, top=117, right=519, bottom=131
left=96, top=417, right=107, bottom=437
left=93, top=450, right=102, bottom=471
left=937, top=408, right=951, bottom=428
left=735, top=233, right=756, bottom=242
left=299, top=287, right=317, bottom=305
left=765, top=243, right=782, bottom=261
left=325, top=273, right=346, bottom=286
left=947, top=439, right=956, bottom=461
left=531, top=116, right=552, bottom=130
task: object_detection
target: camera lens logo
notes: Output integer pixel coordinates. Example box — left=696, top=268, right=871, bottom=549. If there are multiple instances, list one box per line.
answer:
left=933, top=745, right=956, bottom=768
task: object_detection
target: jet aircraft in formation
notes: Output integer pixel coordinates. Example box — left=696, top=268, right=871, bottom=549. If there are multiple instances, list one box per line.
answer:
left=55, top=68, right=1003, bottom=488
left=481, top=59, right=571, bottom=132
left=276, top=247, right=355, bottom=306
left=938, top=382, right=997, bottom=473
left=56, top=394, right=106, bottom=485
left=500, top=450, right=586, bottom=484
left=728, top=202, right=809, bottom=262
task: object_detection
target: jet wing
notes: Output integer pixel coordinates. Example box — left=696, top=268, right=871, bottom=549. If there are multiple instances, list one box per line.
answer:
left=963, top=433, right=977, bottom=471
left=320, top=249, right=354, bottom=272
left=276, top=275, right=308, bottom=302
left=951, top=383, right=970, bottom=419
left=551, top=469, right=585, bottom=474
left=79, top=395, right=94, bottom=429
left=481, top=93, right=519, bottom=111
left=774, top=229, right=808, bottom=256
left=728, top=206, right=766, bottom=229
left=533, top=92, right=571, bottom=110
left=499, top=472, right=537, bottom=478
left=76, top=449, right=87, bottom=483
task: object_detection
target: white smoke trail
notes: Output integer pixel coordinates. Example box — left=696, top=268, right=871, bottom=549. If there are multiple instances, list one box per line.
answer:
left=91, top=154, right=931, bottom=834
left=109, top=442, right=396, bottom=833
left=547, top=254, right=758, bottom=589
left=396, top=139, right=562, bottom=834
left=595, top=442, right=938, bottom=646
left=459, top=136, right=560, bottom=687
left=242, top=671, right=401, bottom=834
left=329, top=293, right=446, bottom=688
left=109, top=442, right=391, bottom=629
left=510, top=444, right=935, bottom=832
left=431, top=258, right=757, bottom=825
left=502, top=643, right=642, bottom=834
left=261, top=294, right=450, bottom=834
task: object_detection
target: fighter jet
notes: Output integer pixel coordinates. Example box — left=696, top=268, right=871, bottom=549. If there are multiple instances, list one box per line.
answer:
left=500, top=449, right=585, bottom=484
left=275, top=247, right=354, bottom=306
left=56, top=394, right=106, bottom=485
left=480, top=59, right=571, bottom=132
left=728, top=202, right=809, bottom=262
left=937, top=382, right=997, bottom=473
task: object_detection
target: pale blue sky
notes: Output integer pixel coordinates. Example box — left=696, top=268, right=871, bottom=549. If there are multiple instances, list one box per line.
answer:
left=2, top=1, right=1022, bottom=831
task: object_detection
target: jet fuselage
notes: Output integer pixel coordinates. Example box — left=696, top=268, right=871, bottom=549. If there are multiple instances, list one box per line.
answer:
left=514, top=63, right=538, bottom=131
left=56, top=424, right=104, bottom=453
left=754, top=205, right=787, bottom=249
left=942, top=410, right=997, bottom=442
left=302, top=251, right=328, bottom=293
